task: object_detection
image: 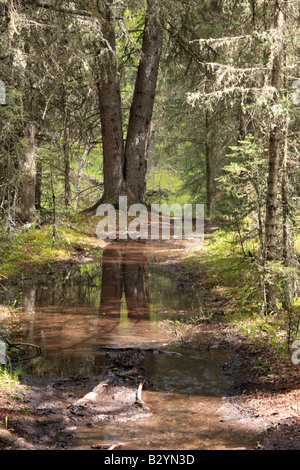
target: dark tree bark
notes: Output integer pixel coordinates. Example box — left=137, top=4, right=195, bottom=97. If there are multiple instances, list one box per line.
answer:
left=17, top=124, right=37, bottom=223
left=124, top=0, right=164, bottom=204
left=95, top=0, right=124, bottom=206
left=205, top=113, right=211, bottom=217
left=264, top=0, right=285, bottom=313
left=17, top=41, right=37, bottom=223
left=35, top=159, right=42, bottom=211
left=63, top=79, right=72, bottom=208
left=91, top=0, right=164, bottom=210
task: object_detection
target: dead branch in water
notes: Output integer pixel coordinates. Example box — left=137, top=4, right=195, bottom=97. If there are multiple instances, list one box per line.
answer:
left=4, top=338, right=42, bottom=361
left=98, top=346, right=182, bottom=357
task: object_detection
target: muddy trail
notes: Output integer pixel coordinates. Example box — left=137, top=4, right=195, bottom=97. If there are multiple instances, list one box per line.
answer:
left=0, top=233, right=264, bottom=450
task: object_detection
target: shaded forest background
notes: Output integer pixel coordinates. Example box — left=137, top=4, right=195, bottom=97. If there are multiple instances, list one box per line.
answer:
left=0, top=0, right=299, bottom=320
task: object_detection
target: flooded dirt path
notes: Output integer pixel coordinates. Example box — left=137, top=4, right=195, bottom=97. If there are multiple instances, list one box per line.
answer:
left=0, top=240, right=257, bottom=450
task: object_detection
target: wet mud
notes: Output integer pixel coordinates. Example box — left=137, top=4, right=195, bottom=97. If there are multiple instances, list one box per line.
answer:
left=0, top=238, right=277, bottom=450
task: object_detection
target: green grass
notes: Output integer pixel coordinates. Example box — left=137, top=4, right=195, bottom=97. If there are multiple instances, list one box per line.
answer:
left=183, top=225, right=300, bottom=355
left=146, top=166, right=190, bottom=207
left=184, top=228, right=259, bottom=291
left=295, top=233, right=300, bottom=256
left=0, top=214, right=105, bottom=279
left=183, top=227, right=263, bottom=333
left=0, top=363, right=22, bottom=391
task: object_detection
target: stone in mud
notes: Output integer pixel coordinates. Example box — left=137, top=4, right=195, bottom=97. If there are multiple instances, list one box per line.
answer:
left=0, top=429, right=34, bottom=450
left=68, top=375, right=151, bottom=422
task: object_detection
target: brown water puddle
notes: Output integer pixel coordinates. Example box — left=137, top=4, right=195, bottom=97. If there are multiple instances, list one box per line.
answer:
left=8, top=241, right=255, bottom=450
left=69, top=348, right=253, bottom=450
left=71, top=395, right=251, bottom=451
left=12, top=241, right=201, bottom=377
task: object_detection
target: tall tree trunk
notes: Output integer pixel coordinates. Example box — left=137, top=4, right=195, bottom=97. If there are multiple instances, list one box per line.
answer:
left=95, top=0, right=124, bottom=206
left=17, top=124, right=36, bottom=223
left=281, top=58, right=297, bottom=310
left=205, top=113, right=211, bottom=217
left=35, top=159, right=42, bottom=211
left=17, top=41, right=37, bottom=223
left=91, top=0, right=164, bottom=211
left=282, top=94, right=290, bottom=269
left=63, top=128, right=72, bottom=208
left=264, top=0, right=285, bottom=313
left=281, top=111, right=293, bottom=309
left=63, top=79, right=72, bottom=208
left=124, top=0, right=164, bottom=204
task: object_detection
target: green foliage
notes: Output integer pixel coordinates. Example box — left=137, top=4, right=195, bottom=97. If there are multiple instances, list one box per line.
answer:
left=218, top=134, right=268, bottom=219
left=295, top=234, right=300, bottom=256
left=0, top=362, right=22, bottom=391
left=146, top=165, right=190, bottom=206
left=0, top=214, right=104, bottom=278
left=188, top=228, right=259, bottom=289
left=184, top=222, right=300, bottom=355
left=183, top=227, right=267, bottom=348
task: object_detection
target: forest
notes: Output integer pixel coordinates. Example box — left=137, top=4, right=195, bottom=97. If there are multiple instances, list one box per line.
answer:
left=0, top=0, right=299, bottom=452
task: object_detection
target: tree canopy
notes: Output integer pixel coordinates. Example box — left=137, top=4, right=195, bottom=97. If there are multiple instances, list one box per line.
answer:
left=0, top=0, right=299, bottom=314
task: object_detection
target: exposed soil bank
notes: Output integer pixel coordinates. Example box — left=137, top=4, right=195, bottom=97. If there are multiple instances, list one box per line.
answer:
left=216, top=332, right=300, bottom=450
left=0, top=349, right=154, bottom=450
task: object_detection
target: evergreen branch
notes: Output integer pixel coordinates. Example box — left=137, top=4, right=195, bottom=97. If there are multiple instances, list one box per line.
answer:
left=30, top=2, right=93, bottom=18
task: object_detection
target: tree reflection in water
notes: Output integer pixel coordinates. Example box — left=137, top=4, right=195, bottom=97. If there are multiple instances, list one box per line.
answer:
left=98, top=242, right=150, bottom=337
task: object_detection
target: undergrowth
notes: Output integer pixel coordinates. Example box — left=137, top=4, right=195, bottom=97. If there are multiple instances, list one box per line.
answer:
left=183, top=225, right=300, bottom=360
left=0, top=213, right=104, bottom=278
left=0, top=362, right=22, bottom=391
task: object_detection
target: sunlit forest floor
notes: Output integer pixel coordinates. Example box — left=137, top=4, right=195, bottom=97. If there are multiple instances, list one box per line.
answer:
left=0, top=214, right=299, bottom=449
